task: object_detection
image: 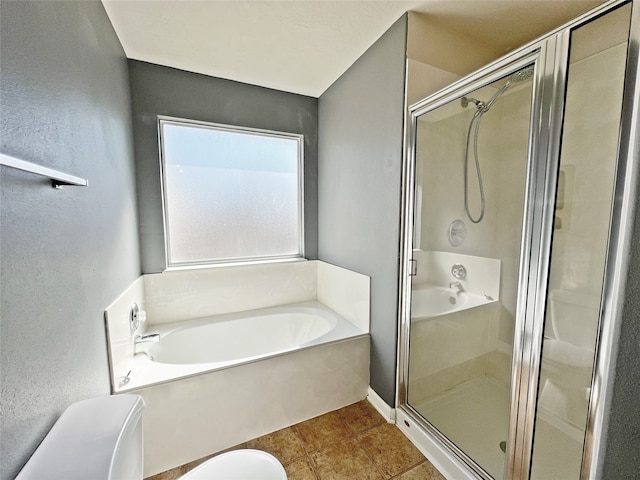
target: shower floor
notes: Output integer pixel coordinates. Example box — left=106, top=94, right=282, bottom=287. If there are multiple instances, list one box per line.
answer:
left=413, top=376, right=583, bottom=480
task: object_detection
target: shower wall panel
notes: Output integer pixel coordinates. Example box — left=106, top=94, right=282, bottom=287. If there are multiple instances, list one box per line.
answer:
left=414, top=83, right=531, bottom=387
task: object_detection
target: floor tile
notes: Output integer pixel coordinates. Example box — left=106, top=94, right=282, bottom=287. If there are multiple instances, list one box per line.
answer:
left=145, top=402, right=445, bottom=480
left=146, top=456, right=207, bottom=480
left=247, top=427, right=306, bottom=464
left=394, top=460, right=446, bottom=480
left=294, top=411, right=353, bottom=452
left=338, top=400, right=385, bottom=433
left=358, top=423, right=426, bottom=478
left=311, top=437, right=384, bottom=480
left=145, top=466, right=188, bottom=480
left=284, top=457, right=318, bottom=480
left=145, top=444, right=246, bottom=480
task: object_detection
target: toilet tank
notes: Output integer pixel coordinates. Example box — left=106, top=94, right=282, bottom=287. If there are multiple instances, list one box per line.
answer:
left=16, top=394, right=145, bottom=480
left=547, top=289, right=600, bottom=348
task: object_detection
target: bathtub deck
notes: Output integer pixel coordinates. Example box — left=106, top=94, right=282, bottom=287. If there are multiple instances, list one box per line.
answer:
left=135, top=334, right=370, bottom=477
left=114, top=301, right=366, bottom=393
left=146, top=399, right=445, bottom=480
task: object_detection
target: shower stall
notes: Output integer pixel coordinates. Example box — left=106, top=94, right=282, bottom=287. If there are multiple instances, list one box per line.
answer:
left=397, top=2, right=638, bottom=479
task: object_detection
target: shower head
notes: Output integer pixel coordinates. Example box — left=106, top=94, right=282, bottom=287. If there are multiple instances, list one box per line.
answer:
left=482, top=66, right=535, bottom=111
left=460, top=66, right=534, bottom=112
left=510, top=66, right=534, bottom=83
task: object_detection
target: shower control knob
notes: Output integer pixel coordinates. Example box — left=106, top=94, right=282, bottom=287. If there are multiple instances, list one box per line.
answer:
left=451, top=264, right=467, bottom=279
left=129, top=303, right=147, bottom=333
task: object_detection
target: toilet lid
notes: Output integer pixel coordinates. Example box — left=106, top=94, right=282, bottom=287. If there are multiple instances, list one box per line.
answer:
left=543, top=339, right=593, bottom=367
left=180, top=449, right=287, bottom=480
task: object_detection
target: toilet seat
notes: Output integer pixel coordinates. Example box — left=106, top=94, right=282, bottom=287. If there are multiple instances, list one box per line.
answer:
left=180, top=449, right=287, bottom=480
left=543, top=338, right=593, bottom=368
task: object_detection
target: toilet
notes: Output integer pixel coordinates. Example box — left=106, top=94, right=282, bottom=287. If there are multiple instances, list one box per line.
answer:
left=542, top=289, right=598, bottom=372
left=540, top=290, right=598, bottom=420
left=16, top=394, right=287, bottom=480
left=180, top=449, right=287, bottom=480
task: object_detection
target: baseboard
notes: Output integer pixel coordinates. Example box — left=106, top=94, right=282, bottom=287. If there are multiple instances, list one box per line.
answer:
left=367, top=386, right=396, bottom=423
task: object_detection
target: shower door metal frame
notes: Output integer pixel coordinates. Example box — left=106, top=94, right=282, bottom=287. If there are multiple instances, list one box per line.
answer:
left=397, top=44, right=555, bottom=480
left=396, top=1, right=635, bottom=479
left=582, top=2, right=640, bottom=478
left=503, top=30, right=569, bottom=480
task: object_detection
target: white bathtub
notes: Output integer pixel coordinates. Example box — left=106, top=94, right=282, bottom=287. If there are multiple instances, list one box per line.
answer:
left=411, top=286, right=496, bottom=320
left=119, top=301, right=370, bottom=477
left=118, top=301, right=365, bottom=392
left=148, top=304, right=338, bottom=364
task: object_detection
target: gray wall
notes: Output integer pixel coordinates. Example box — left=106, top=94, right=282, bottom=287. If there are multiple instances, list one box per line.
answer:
left=318, top=16, right=407, bottom=405
left=128, top=60, right=319, bottom=273
left=599, top=238, right=640, bottom=478
left=598, top=96, right=640, bottom=476
left=0, top=2, right=140, bottom=478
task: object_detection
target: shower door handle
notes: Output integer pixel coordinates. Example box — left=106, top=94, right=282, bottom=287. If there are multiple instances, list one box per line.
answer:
left=409, top=259, right=417, bottom=276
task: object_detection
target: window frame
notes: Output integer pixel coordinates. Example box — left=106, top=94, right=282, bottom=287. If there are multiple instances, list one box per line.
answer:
left=157, top=115, right=305, bottom=269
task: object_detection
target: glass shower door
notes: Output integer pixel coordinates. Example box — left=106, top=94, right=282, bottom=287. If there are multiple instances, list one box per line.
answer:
left=530, top=5, right=632, bottom=479
left=406, top=65, right=535, bottom=479
left=400, top=3, right=635, bottom=480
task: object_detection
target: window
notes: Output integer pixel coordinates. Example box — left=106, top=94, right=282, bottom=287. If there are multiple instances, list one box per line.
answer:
left=158, top=116, right=304, bottom=268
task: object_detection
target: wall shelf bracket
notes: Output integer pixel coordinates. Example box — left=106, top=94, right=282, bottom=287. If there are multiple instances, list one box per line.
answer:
left=0, top=153, right=88, bottom=189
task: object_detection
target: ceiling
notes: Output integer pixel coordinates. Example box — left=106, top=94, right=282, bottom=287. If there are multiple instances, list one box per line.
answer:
left=102, top=0, right=605, bottom=98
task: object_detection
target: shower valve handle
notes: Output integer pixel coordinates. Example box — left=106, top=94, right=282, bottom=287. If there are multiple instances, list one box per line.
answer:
left=451, top=264, right=467, bottom=280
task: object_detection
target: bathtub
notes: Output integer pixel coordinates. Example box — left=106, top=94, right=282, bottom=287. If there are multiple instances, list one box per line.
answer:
left=410, top=285, right=496, bottom=320
left=147, top=303, right=344, bottom=364
left=118, top=301, right=370, bottom=477
left=116, top=301, right=364, bottom=392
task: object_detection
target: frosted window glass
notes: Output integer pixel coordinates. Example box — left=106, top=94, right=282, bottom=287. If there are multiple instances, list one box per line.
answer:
left=159, top=119, right=303, bottom=266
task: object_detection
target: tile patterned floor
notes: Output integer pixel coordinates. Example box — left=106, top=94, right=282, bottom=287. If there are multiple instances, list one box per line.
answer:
left=147, top=400, right=446, bottom=480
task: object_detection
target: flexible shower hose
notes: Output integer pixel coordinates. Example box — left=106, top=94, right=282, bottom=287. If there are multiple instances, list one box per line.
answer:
left=464, top=107, right=486, bottom=224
